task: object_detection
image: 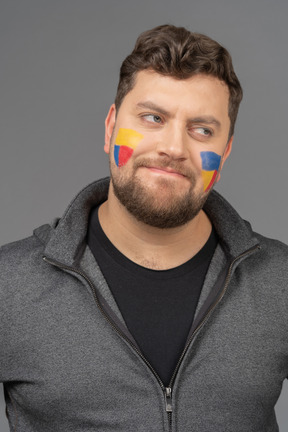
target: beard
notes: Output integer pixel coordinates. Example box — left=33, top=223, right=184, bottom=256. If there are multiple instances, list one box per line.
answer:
left=110, top=156, right=209, bottom=229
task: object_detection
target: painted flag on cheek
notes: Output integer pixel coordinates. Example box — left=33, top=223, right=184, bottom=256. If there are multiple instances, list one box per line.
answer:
left=200, top=151, right=221, bottom=192
left=114, top=128, right=144, bottom=167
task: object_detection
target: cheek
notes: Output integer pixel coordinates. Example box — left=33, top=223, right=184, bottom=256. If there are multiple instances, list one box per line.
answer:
left=114, top=146, right=134, bottom=168
left=114, top=128, right=144, bottom=167
left=200, top=151, right=221, bottom=192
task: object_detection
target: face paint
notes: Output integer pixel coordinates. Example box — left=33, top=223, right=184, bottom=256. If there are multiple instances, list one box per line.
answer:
left=200, top=151, right=221, bottom=192
left=114, top=128, right=144, bottom=167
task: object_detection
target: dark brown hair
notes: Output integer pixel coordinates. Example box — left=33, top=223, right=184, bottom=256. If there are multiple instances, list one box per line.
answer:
left=115, top=24, right=243, bottom=139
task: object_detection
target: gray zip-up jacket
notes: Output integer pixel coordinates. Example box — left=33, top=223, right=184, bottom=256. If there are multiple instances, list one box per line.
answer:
left=1, top=177, right=288, bottom=432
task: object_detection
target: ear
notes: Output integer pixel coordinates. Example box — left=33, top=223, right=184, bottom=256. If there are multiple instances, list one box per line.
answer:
left=215, top=135, right=233, bottom=183
left=104, top=104, right=116, bottom=154
left=222, top=135, right=233, bottom=163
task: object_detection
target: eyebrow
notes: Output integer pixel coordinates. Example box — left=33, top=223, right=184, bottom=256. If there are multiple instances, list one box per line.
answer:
left=136, top=101, right=221, bottom=129
left=136, top=101, right=170, bottom=116
left=188, top=116, right=221, bottom=129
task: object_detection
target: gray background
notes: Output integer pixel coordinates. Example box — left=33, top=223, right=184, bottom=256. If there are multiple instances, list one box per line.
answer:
left=1, top=0, right=287, bottom=430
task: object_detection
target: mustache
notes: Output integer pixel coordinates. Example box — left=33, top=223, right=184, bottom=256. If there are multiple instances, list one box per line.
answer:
left=133, top=157, right=196, bottom=179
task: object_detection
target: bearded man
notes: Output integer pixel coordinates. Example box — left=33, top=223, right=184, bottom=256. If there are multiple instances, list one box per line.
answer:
left=1, top=24, right=288, bottom=432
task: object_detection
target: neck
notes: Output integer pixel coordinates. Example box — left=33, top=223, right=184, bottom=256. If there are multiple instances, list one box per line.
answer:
left=98, top=187, right=212, bottom=270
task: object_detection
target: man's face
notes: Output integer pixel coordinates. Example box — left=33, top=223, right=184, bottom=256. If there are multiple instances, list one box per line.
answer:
left=104, top=70, right=232, bottom=228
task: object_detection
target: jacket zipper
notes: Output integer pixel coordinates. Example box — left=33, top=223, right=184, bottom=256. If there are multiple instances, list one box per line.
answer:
left=42, top=257, right=170, bottom=420
left=167, top=244, right=261, bottom=390
left=43, top=244, right=259, bottom=431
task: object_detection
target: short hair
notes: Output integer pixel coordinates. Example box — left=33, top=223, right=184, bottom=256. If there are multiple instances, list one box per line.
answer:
left=115, top=24, right=243, bottom=139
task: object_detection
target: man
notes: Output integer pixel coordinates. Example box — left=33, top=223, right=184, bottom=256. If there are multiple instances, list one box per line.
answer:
left=1, top=24, right=288, bottom=432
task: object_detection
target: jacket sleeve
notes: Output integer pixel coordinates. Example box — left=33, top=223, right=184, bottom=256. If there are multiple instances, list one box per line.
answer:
left=0, top=236, right=43, bottom=383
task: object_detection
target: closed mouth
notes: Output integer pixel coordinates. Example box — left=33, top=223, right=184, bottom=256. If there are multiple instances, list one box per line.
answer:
left=144, top=166, right=187, bottom=178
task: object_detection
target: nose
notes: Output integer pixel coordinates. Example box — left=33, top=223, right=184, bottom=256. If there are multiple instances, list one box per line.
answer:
left=156, top=124, right=188, bottom=161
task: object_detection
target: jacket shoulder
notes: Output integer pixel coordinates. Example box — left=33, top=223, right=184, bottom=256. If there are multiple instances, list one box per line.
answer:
left=0, top=224, right=53, bottom=287
left=254, top=231, right=288, bottom=259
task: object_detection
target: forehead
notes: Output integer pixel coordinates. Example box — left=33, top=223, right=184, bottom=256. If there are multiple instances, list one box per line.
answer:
left=121, top=70, right=230, bottom=119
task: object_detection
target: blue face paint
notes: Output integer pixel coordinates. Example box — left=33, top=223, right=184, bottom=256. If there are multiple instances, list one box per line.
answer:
left=200, top=151, right=221, bottom=191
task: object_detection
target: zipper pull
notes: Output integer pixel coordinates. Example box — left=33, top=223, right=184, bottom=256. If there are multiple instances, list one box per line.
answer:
left=165, top=387, right=172, bottom=412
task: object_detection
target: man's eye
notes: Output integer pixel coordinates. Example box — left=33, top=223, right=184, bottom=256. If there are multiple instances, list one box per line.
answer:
left=194, top=127, right=212, bottom=136
left=144, top=114, right=162, bottom=123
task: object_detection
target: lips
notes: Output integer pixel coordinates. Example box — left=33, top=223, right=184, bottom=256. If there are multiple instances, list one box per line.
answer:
left=146, top=166, right=187, bottom=177
left=133, top=157, right=194, bottom=181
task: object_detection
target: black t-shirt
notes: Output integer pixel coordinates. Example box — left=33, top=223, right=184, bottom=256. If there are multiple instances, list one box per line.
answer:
left=87, top=207, right=217, bottom=386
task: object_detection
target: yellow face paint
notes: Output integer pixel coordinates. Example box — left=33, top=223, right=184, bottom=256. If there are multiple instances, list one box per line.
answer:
left=201, top=170, right=217, bottom=191
left=114, top=128, right=144, bottom=167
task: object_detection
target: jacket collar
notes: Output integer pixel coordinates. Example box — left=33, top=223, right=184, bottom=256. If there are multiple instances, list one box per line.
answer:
left=40, top=178, right=110, bottom=265
left=36, top=177, right=259, bottom=266
left=204, top=190, right=259, bottom=258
